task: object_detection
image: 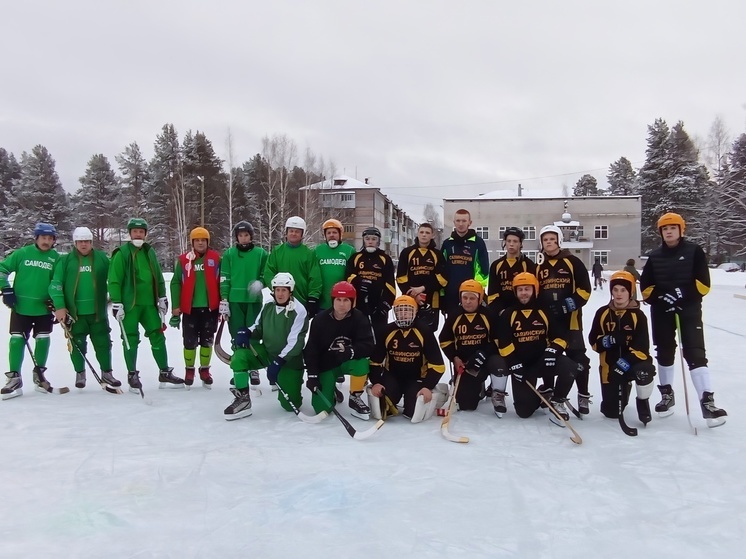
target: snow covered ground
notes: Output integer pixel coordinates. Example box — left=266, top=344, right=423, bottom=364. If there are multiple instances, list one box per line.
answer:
left=1, top=271, right=745, bottom=559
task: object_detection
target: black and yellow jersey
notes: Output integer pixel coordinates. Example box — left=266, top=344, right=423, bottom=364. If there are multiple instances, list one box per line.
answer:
left=536, top=249, right=591, bottom=332
left=588, top=303, right=651, bottom=384
left=487, top=255, right=537, bottom=314
left=497, top=305, right=567, bottom=368
left=346, top=248, right=396, bottom=315
left=396, top=241, right=448, bottom=309
left=439, top=307, right=499, bottom=362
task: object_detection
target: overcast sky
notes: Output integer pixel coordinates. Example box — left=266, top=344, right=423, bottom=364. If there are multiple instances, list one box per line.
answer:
left=2, top=0, right=745, bottom=221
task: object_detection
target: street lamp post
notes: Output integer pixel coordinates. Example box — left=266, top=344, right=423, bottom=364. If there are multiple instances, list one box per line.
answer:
left=197, top=175, right=205, bottom=226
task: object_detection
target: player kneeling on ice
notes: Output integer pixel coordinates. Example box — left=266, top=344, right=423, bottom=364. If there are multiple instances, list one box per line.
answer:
left=588, top=271, right=656, bottom=424
left=49, top=227, right=120, bottom=390
left=439, top=280, right=502, bottom=412
left=303, top=281, right=375, bottom=420
left=496, top=273, right=579, bottom=425
left=224, top=273, right=309, bottom=420
left=1, top=223, right=61, bottom=398
left=170, top=227, right=221, bottom=388
left=367, top=295, right=447, bottom=421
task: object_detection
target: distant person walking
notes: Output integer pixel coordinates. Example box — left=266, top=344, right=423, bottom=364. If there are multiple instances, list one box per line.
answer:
left=592, top=258, right=604, bottom=291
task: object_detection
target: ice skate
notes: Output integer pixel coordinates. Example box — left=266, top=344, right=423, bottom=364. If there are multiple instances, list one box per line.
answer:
left=1, top=371, right=23, bottom=400
left=199, top=366, right=213, bottom=388
left=101, top=370, right=121, bottom=387
left=33, top=366, right=52, bottom=394
left=538, top=384, right=553, bottom=412
left=578, top=393, right=592, bottom=415
left=158, top=368, right=185, bottom=389
left=636, top=397, right=652, bottom=425
left=655, top=384, right=675, bottom=417
left=75, top=371, right=86, bottom=389
left=491, top=390, right=507, bottom=418
left=700, top=392, right=727, bottom=428
left=128, top=371, right=142, bottom=394
left=184, top=367, right=195, bottom=387
left=224, top=387, right=252, bottom=420
left=349, top=391, right=371, bottom=421
left=548, top=399, right=570, bottom=426
left=249, top=370, right=260, bottom=390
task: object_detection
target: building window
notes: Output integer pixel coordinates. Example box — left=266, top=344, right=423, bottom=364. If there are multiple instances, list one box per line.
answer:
left=594, top=225, right=608, bottom=239
left=476, top=226, right=489, bottom=240
left=343, top=224, right=354, bottom=233
left=592, top=250, right=609, bottom=265
left=524, top=250, right=538, bottom=263
left=341, top=193, right=354, bottom=202
left=523, top=226, right=536, bottom=241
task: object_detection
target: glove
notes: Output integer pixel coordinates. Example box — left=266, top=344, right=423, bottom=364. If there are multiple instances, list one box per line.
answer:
left=248, top=280, right=264, bottom=297
left=306, top=372, right=321, bottom=393
left=169, top=315, right=181, bottom=329
left=600, top=335, right=617, bottom=349
left=469, top=350, right=487, bottom=371
left=234, top=327, right=252, bottom=348
left=612, top=358, right=631, bottom=379
left=658, top=288, right=683, bottom=311
left=358, top=278, right=372, bottom=294
left=376, top=301, right=392, bottom=319
left=305, top=297, right=319, bottom=317
left=550, top=297, right=577, bottom=317
left=544, top=346, right=558, bottom=369
left=219, top=299, right=230, bottom=318
left=509, top=362, right=525, bottom=383
left=1, top=287, right=16, bottom=309
left=157, top=297, right=168, bottom=314
left=112, top=303, right=125, bottom=322
left=266, top=356, right=286, bottom=385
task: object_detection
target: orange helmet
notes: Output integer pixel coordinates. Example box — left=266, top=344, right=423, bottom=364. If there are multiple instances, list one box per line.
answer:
left=393, top=295, right=418, bottom=328
left=189, top=227, right=210, bottom=243
left=512, top=272, right=539, bottom=294
left=610, top=270, right=636, bottom=299
left=657, top=212, right=685, bottom=236
left=322, top=219, right=343, bottom=235
left=459, top=279, right=484, bottom=304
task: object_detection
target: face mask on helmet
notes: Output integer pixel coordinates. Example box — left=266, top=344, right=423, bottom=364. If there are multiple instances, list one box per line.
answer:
left=393, top=298, right=417, bottom=328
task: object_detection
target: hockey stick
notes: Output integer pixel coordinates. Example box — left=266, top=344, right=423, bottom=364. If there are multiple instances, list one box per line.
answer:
left=60, top=322, right=122, bottom=394
left=214, top=319, right=232, bottom=365
left=618, top=381, right=637, bottom=437
left=675, top=314, right=698, bottom=436
left=527, top=382, right=582, bottom=444
left=440, top=371, right=469, bottom=443
left=564, top=398, right=583, bottom=420
left=314, top=388, right=384, bottom=440
left=22, top=332, right=70, bottom=394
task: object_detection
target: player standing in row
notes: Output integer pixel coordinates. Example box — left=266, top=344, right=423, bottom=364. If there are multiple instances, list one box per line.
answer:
left=303, top=281, right=375, bottom=419
left=396, top=222, right=448, bottom=333
left=219, top=221, right=268, bottom=388
left=49, top=226, right=119, bottom=390
left=487, top=227, right=537, bottom=316
left=439, top=280, right=501, bottom=412
left=441, top=209, right=489, bottom=319
left=108, top=218, right=183, bottom=392
left=346, top=226, right=396, bottom=345
left=225, top=273, right=308, bottom=420
left=170, top=227, right=221, bottom=388
left=536, top=225, right=592, bottom=414
left=314, top=219, right=355, bottom=313
left=1, top=223, right=60, bottom=398
left=368, top=295, right=447, bottom=421
left=588, top=271, right=655, bottom=423
left=497, top=272, right=578, bottom=423
left=640, top=212, right=727, bottom=427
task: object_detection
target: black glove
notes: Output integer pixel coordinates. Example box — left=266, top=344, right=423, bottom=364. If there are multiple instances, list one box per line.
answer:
left=305, top=297, right=319, bottom=317
left=658, top=288, right=683, bottom=312
left=2, top=287, right=16, bottom=309
left=549, top=297, right=577, bottom=317
left=267, top=356, right=286, bottom=385
left=358, top=278, right=372, bottom=294
left=509, top=362, right=525, bottom=383
left=600, top=335, right=617, bottom=349
left=544, top=346, right=558, bottom=369
left=376, top=301, right=392, bottom=319
left=234, top=328, right=252, bottom=348
left=306, top=372, right=321, bottom=392
left=469, top=350, right=487, bottom=371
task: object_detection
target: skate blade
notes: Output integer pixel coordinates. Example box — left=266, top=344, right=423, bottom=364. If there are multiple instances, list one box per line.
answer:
left=494, top=410, right=505, bottom=418
left=270, top=384, right=279, bottom=392
left=657, top=409, right=674, bottom=418
left=224, top=408, right=253, bottom=421
left=202, top=382, right=212, bottom=389
left=129, top=387, right=142, bottom=395
left=250, top=386, right=263, bottom=396
left=706, top=417, right=726, bottom=428
left=548, top=415, right=568, bottom=428
left=1, top=389, right=23, bottom=400
left=158, top=383, right=185, bottom=389
left=350, top=411, right=371, bottom=421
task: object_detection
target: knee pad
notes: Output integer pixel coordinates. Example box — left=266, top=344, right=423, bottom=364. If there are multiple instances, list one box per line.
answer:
left=636, top=381, right=654, bottom=400
left=655, top=347, right=675, bottom=367
left=683, top=347, right=707, bottom=370
left=411, top=384, right=448, bottom=423
left=366, top=386, right=383, bottom=420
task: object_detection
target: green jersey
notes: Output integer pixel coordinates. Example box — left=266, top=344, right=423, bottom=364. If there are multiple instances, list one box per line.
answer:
left=314, top=242, right=354, bottom=309
left=250, top=300, right=308, bottom=370
left=0, top=243, right=60, bottom=316
left=108, top=242, right=165, bottom=309
left=220, top=245, right=268, bottom=303
left=49, top=248, right=110, bottom=320
left=263, top=242, right=322, bottom=306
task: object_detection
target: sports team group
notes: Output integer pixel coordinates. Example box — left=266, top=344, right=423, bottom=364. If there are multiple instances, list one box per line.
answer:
left=0, top=209, right=727, bottom=430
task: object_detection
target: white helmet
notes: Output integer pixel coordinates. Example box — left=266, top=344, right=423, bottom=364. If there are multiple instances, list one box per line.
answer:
left=73, top=227, right=93, bottom=242
left=285, top=216, right=306, bottom=233
left=539, top=225, right=563, bottom=250
left=271, top=272, right=295, bottom=292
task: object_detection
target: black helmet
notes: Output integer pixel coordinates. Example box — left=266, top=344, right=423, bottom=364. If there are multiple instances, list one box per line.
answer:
left=234, top=221, right=255, bottom=241
left=503, top=227, right=525, bottom=242
left=362, top=227, right=382, bottom=238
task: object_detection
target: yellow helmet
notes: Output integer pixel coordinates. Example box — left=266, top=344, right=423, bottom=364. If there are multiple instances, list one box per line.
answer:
left=322, top=219, right=343, bottom=235
left=610, top=270, right=636, bottom=299
left=657, top=212, right=685, bottom=236
left=512, top=272, right=539, bottom=293
left=190, top=227, right=210, bottom=243
left=459, top=279, right=484, bottom=304
left=393, top=295, right=418, bottom=328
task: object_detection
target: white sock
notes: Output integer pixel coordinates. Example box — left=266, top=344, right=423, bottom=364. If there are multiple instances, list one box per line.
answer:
left=689, top=367, right=711, bottom=399
left=491, top=374, right=508, bottom=393
left=658, top=364, right=675, bottom=386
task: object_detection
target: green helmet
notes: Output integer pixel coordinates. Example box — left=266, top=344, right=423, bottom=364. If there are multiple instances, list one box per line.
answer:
left=127, top=217, right=148, bottom=231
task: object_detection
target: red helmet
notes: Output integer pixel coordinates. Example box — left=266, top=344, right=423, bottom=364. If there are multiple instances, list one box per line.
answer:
left=331, top=281, right=356, bottom=302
